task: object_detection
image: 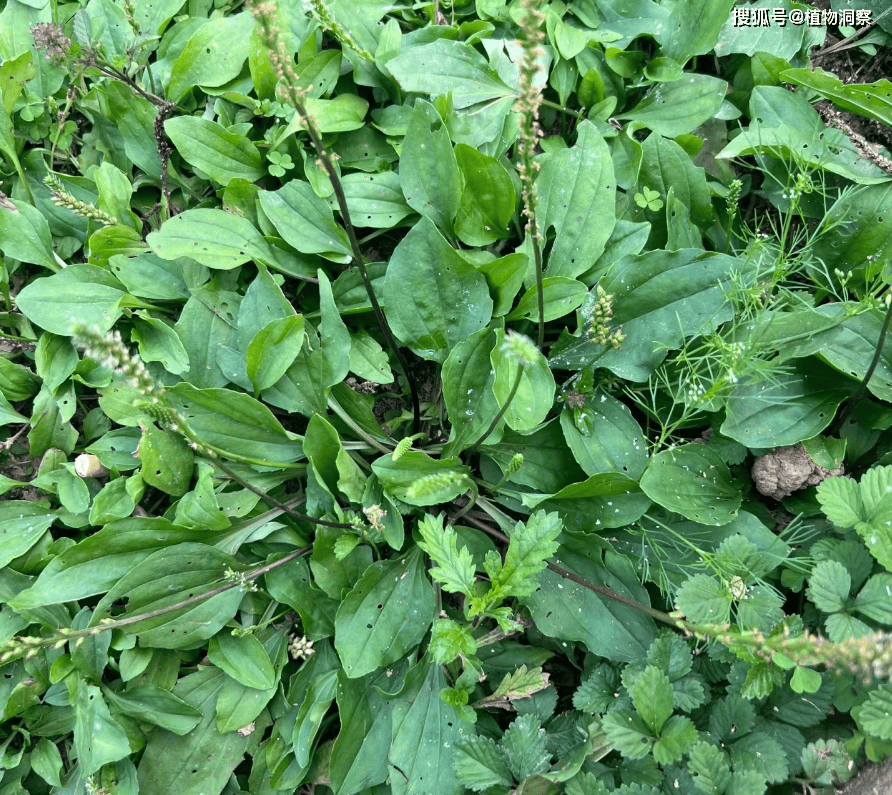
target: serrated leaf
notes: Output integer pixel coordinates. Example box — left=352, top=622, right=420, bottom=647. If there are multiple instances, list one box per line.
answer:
left=417, top=514, right=476, bottom=598
left=816, top=475, right=863, bottom=528
left=675, top=575, right=731, bottom=625
left=729, top=733, right=788, bottom=784
left=573, top=664, right=621, bottom=714
left=688, top=741, right=731, bottom=795
left=601, top=711, right=653, bottom=759
left=854, top=573, right=892, bottom=623
left=855, top=684, right=892, bottom=740
left=806, top=560, right=851, bottom=614
left=429, top=618, right=477, bottom=664
left=482, top=666, right=550, bottom=707
left=502, top=714, right=551, bottom=781
left=631, top=666, right=673, bottom=733
left=453, top=736, right=513, bottom=791
left=652, top=714, right=697, bottom=765
left=486, top=511, right=563, bottom=600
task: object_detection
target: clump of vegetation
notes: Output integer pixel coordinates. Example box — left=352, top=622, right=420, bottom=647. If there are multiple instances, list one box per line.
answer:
left=1, top=0, right=892, bottom=793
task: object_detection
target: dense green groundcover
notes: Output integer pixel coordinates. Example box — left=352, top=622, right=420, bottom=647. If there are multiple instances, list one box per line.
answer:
left=4, top=0, right=892, bottom=792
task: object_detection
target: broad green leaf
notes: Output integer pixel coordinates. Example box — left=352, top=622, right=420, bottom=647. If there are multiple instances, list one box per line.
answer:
left=856, top=685, right=892, bottom=740
left=818, top=305, right=892, bottom=402
left=167, top=382, right=303, bottom=464
left=640, top=444, right=741, bottom=526
left=660, top=0, right=736, bottom=64
left=293, top=665, right=340, bottom=767
left=0, top=197, right=58, bottom=270
left=372, top=450, right=471, bottom=506
left=722, top=360, right=851, bottom=447
left=246, top=315, right=305, bottom=393
left=506, top=278, right=588, bottom=323
left=484, top=419, right=587, bottom=495
left=551, top=249, right=739, bottom=380
left=417, top=514, right=476, bottom=598
left=0, top=501, right=56, bottom=569
left=330, top=667, right=402, bottom=795
left=471, top=252, right=529, bottom=317
left=783, top=67, right=892, bottom=128
left=174, top=286, right=241, bottom=389
left=103, top=685, right=203, bottom=736
left=807, top=560, right=851, bottom=614
left=617, top=74, right=727, bottom=137
left=387, top=38, right=512, bottom=108
left=259, top=179, right=353, bottom=263
left=147, top=208, right=271, bottom=270
left=559, top=390, right=648, bottom=479
left=521, top=540, right=658, bottom=663
left=208, top=631, right=276, bottom=690
left=716, top=0, right=809, bottom=59
left=454, top=142, right=515, bottom=245
left=400, top=99, right=461, bottom=235
left=16, top=264, right=126, bottom=335
left=165, top=115, right=264, bottom=185
left=491, top=329, right=556, bottom=432
left=389, top=660, right=467, bottom=795
left=454, top=736, right=513, bottom=791
left=137, top=667, right=249, bottom=795
left=335, top=546, right=435, bottom=678
left=91, top=543, right=247, bottom=648
left=717, top=87, right=891, bottom=185
left=281, top=94, right=370, bottom=134
left=675, top=575, right=731, bottom=625
left=167, top=12, right=256, bottom=101
left=384, top=218, right=493, bottom=362
left=335, top=171, right=412, bottom=228
left=9, top=519, right=208, bottom=609
left=639, top=133, right=713, bottom=230
left=348, top=330, right=393, bottom=383
left=104, top=82, right=162, bottom=179
left=137, top=421, right=194, bottom=497
left=442, top=327, right=501, bottom=454
left=74, top=682, right=131, bottom=777
left=131, top=315, right=190, bottom=375
left=522, top=472, right=652, bottom=532
left=304, top=413, right=366, bottom=504
left=537, top=121, right=616, bottom=279
left=265, top=556, right=338, bottom=639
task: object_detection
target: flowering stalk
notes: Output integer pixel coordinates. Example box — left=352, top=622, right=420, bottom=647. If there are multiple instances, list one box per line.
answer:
left=466, top=332, right=536, bottom=453
left=0, top=545, right=311, bottom=665
left=515, top=0, right=546, bottom=349
left=73, top=327, right=354, bottom=529
left=305, top=0, right=374, bottom=60
left=44, top=173, right=118, bottom=226
left=248, top=0, right=420, bottom=433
